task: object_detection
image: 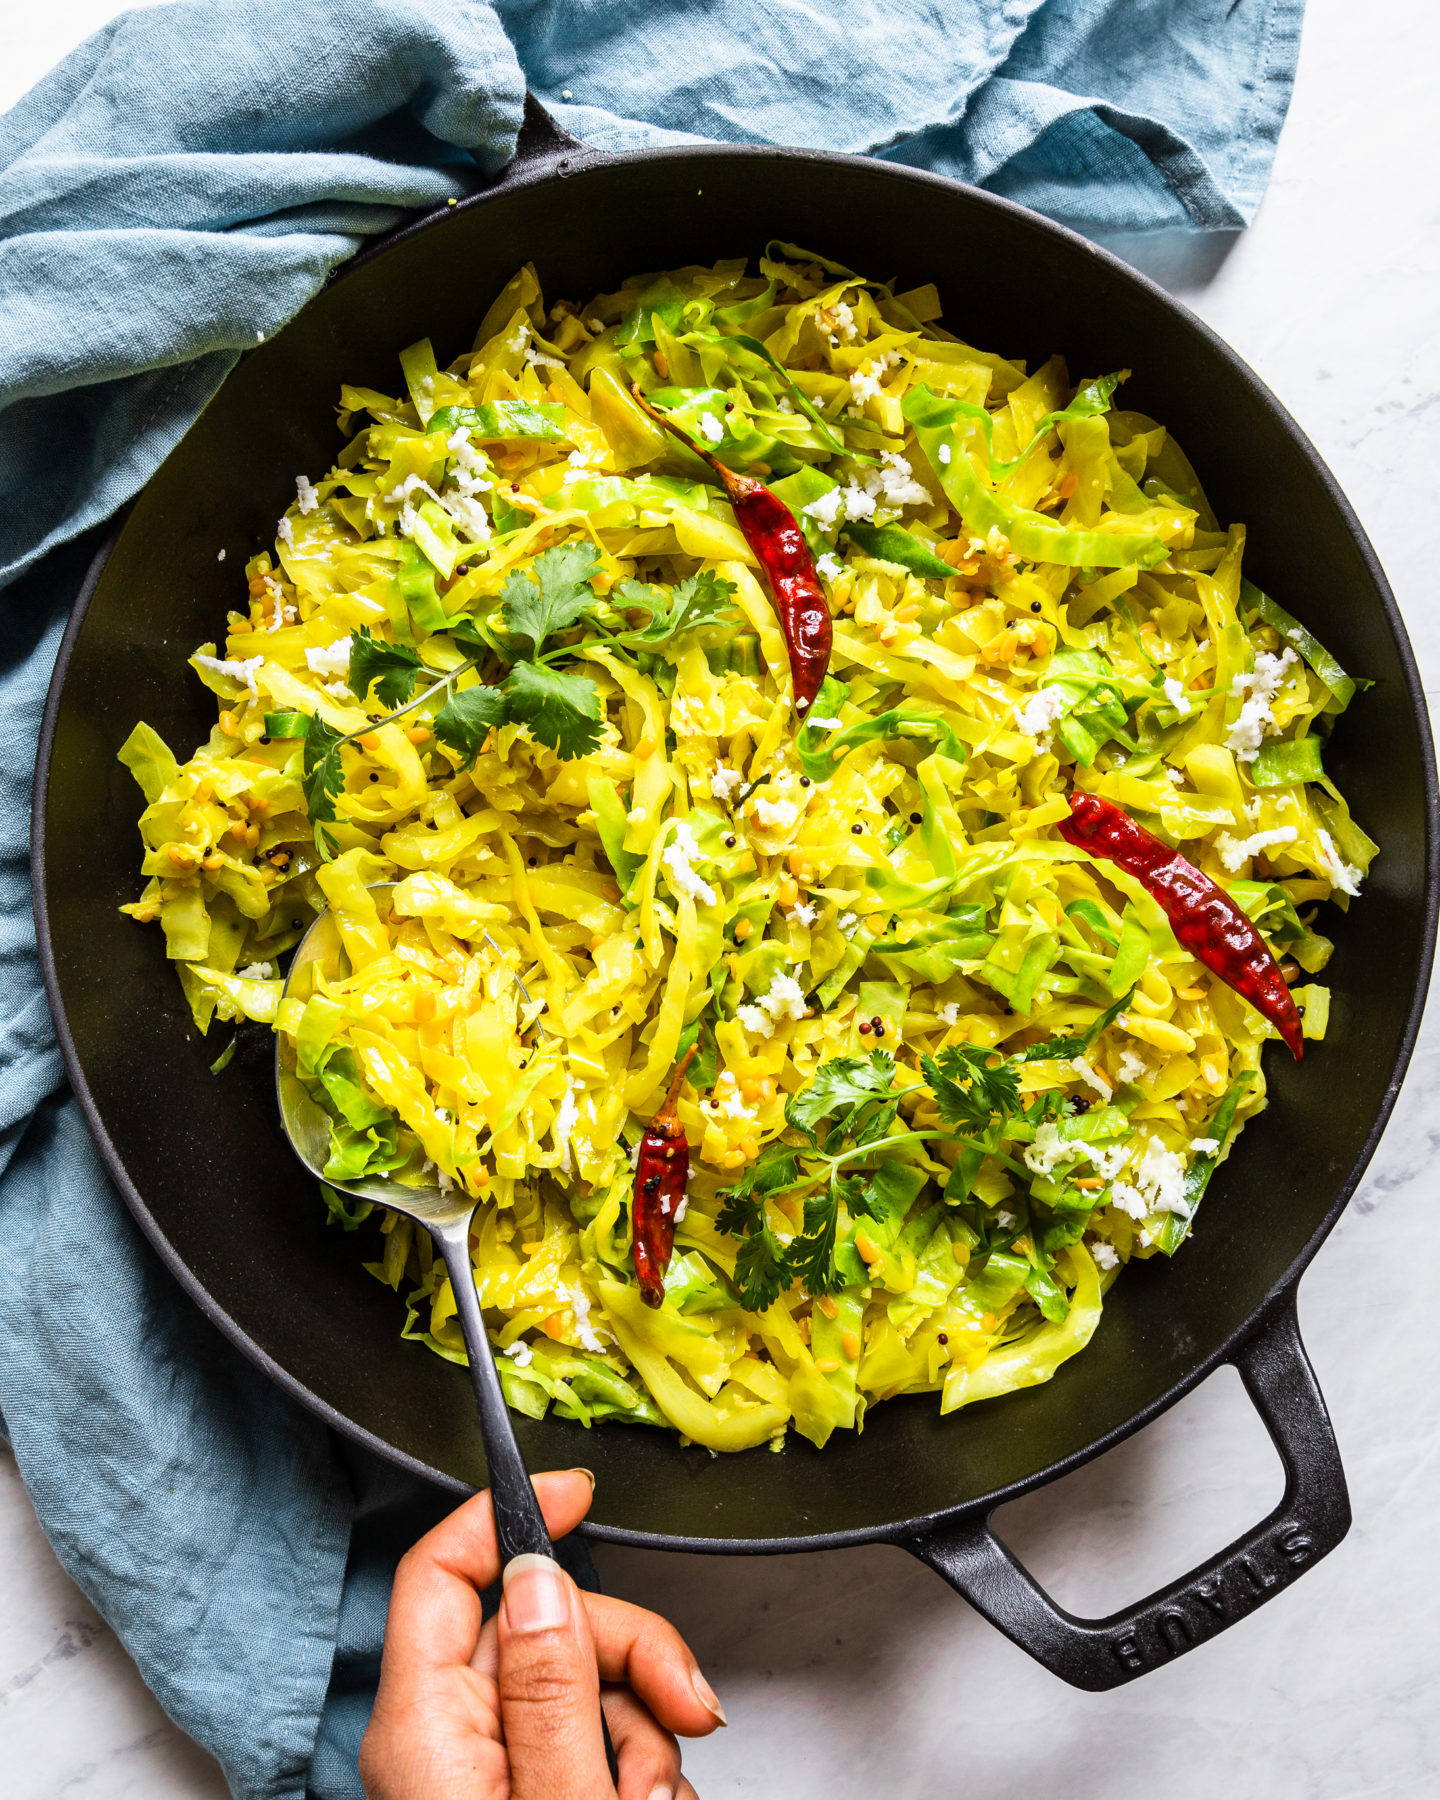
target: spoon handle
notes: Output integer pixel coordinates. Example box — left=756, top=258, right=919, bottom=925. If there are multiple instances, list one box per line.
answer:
left=433, top=1217, right=621, bottom=1782
left=433, top=1217, right=554, bottom=1561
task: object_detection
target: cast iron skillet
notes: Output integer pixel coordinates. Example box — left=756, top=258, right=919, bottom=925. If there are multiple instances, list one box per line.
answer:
left=33, top=101, right=1439, bottom=1691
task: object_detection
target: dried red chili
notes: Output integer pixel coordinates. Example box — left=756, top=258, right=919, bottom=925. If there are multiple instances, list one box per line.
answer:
left=632, top=1045, right=698, bottom=1307
left=1057, top=791, right=1304, bottom=1060
left=630, top=386, right=832, bottom=712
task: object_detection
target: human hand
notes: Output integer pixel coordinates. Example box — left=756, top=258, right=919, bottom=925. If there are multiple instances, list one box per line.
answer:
left=359, top=1469, right=725, bottom=1799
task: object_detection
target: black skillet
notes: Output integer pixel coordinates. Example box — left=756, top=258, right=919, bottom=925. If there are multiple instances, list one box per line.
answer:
left=33, top=100, right=1439, bottom=1690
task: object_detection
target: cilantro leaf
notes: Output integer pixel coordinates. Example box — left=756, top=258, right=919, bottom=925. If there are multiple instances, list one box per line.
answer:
left=920, top=1044, right=1022, bottom=1135
left=732, top=1226, right=790, bottom=1313
left=848, top=1093, right=905, bottom=1152
left=1020, top=1031, right=1087, bottom=1063
left=786, top=1187, right=845, bottom=1297
left=785, top=1051, right=899, bottom=1148
left=717, top=1064, right=917, bottom=1302
left=301, top=712, right=345, bottom=858
left=715, top=1145, right=803, bottom=1234
left=660, top=570, right=740, bottom=634
left=714, top=1004, right=1140, bottom=1309
left=611, top=570, right=738, bottom=645
left=834, top=1170, right=883, bottom=1225
left=434, top=683, right=507, bottom=768
left=715, top=1144, right=803, bottom=1310
left=302, top=712, right=344, bottom=825
left=1021, top=1089, right=1070, bottom=1130
left=606, top=577, right=663, bottom=617
left=503, top=660, right=603, bottom=759
left=348, top=626, right=424, bottom=710
left=862, top=1161, right=931, bottom=1226
left=786, top=1172, right=884, bottom=1299
left=500, top=542, right=602, bottom=656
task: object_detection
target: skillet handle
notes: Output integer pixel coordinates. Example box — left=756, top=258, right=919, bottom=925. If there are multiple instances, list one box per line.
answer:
left=903, top=1294, right=1350, bottom=1690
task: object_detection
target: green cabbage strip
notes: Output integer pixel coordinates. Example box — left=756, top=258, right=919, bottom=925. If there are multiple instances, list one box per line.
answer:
left=871, top=906, right=993, bottom=983
left=769, top=468, right=962, bottom=582
left=395, top=539, right=455, bottom=634
left=683, top=326, right=866, bottom=461
left=1228, top=880, right=1332, bottom=974
left=798, top=675, right=967, bottom=783
left=764, top=239, right=862, bottom=280
left=1151, top=1074, right=1255, bottom=1254
left=587, top=776, right=645, bottom=898
left=1065, top=897, right=1118, bottom=946
left=815, top=925, right=877, bottom=1008
left=1251, top=736, right=1325, bottom=788
left=427, top=400, right=567, bottom=443
left=1106, top=906, right=1152, bottom=994
left=615, top=278, right=693, bottom=344
left=1239, top=579, right=1356, bottom=711
left=841, top=521, right=954, bottom=579
left=941, top=1246, right=1102, bottom=1413
left=496, top=1341, right=666, bottom=1429
left=1031, top=647, right=1137, bottom=766
left=903, top=385, right=1170, bottom=570
left=768, top=466, right=835, bottom=558
left=292, top=1003, right=410, bottom=1181
left=714, top=279, right=776, bottom=326
left=117, top=723, right=179, bottom=804
left=263, top=710, right=310, bottom=740
left=955, top=371, right=1125, bottom=481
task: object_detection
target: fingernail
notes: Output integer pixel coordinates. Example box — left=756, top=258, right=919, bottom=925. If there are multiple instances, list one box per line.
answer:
left=502, top=1554, right=570, bottom=1634
left=647, top=1788, right=674, bottom=1800
left=690, top=1664, right=728, bottom=1725
left=571, top=1466, right=597, bottom=1490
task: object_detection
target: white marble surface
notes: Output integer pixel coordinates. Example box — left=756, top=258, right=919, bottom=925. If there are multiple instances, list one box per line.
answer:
left=4, top=1, right=1439, bottom=1794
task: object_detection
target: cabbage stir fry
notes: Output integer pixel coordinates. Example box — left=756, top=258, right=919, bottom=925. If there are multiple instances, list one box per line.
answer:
left=119, top=246, right=1375, bottom=1453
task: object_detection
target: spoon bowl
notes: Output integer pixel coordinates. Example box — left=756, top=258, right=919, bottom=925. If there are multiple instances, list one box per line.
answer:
left=276, top=885, right=553, bottom=1560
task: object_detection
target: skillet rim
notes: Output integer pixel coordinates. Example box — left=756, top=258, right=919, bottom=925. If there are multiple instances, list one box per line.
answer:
left=31, top=140, right=1440, bottom=1554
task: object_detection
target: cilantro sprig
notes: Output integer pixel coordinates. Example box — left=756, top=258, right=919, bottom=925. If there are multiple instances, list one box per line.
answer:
left=608, top=570, right=739, bottom=649
left=500, top=542, right=605, bottom=656
left=920, top=1043, right=1023, bottom=1135
left=1008, top=987, right=1136, bottom=1066
left=301, top=713, right=347, bottom=857
left=917, top=988, right=1134, bottom=1162
left=348, top=627, right=424, bottom=710
left=716, top=1052, right=934, bottom=1311
left=300, top=543, right=734, bottom=856
left=301, top=657, right=502, bottom=857
left=716, top=993, right=1141, bottom=1312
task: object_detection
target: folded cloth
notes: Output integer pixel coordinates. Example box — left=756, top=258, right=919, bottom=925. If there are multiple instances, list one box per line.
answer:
left=528, top=0, right=1300, bottom=233
left=0, top=1, right=1303, bottom=1795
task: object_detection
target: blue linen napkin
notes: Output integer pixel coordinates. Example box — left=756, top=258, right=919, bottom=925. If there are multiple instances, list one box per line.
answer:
left=0, top=2, right=1304, bottom=1795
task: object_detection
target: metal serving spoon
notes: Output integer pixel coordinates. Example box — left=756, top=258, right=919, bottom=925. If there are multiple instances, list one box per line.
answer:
left=276, top=887, right=618, bottom=1775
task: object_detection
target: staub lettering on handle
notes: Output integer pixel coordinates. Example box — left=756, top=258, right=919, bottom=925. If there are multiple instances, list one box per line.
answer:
left=1111, top=1520, right=1314, bottom=1673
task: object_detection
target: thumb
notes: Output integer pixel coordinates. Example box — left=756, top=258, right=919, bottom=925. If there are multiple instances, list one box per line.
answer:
left=498, top=1554, right=615, bottom=1800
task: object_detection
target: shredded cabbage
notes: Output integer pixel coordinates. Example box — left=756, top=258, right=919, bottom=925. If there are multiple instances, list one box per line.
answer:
left=118, top=247, right=1373, bottom=1454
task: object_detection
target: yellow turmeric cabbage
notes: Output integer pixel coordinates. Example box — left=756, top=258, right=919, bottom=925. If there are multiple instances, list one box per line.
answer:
left=118, top=247, right=1372, bottom=1453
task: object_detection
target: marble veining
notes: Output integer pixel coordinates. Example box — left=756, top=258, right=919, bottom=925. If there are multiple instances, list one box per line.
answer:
left=3, top=0, right=1439, bottom=1793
